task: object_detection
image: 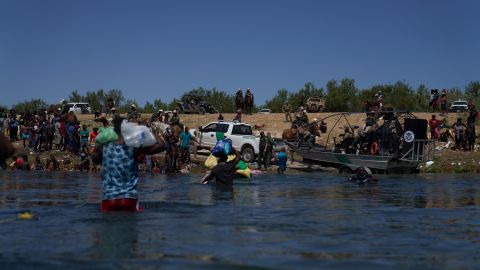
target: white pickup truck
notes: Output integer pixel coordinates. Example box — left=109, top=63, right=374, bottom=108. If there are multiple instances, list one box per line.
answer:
left=196, top=121, right=260, bottom=163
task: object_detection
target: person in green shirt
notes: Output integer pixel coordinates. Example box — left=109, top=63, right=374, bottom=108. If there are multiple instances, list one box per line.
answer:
left=79, top=125, right=89, bottom=152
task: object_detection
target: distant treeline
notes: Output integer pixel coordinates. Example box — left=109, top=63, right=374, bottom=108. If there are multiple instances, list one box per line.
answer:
left=4, top=79, right=480, bottom=114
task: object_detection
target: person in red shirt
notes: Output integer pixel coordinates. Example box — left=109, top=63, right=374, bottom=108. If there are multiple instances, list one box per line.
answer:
left=89, top=127, right=99, bottom=145
left=429, top=114, right=440, bottom=140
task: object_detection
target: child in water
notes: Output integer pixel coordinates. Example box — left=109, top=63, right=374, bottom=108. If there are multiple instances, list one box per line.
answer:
left=92, top=117, right=165, bottom=212
left=276, top=147, right=288, bottom=174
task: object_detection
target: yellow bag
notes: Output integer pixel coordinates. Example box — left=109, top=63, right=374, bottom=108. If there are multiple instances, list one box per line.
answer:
left=204, top=154, right=218, bottom=169
left=227, top=154, right=236, bottom=162
left=236, top=168, right=252, bottom=178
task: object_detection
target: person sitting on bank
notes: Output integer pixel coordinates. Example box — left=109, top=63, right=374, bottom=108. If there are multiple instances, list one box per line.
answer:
left=92, top=117, right=166, bottom=212
left=233, top=110, right=242, bottom=123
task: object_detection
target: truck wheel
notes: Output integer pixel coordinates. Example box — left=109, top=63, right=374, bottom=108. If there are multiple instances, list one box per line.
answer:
left=241, top=146, right=255, bottom=163
left=198, top=107, right=206, bottom=115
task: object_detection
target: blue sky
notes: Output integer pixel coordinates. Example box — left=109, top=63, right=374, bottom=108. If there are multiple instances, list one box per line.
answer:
left=1, top=0, right=479, bottom=106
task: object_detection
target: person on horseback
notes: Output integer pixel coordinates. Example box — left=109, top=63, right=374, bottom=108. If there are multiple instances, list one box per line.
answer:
left=127, top=104, right=140, bottom=121
left=375, top=91, right=384, bottom=109
left=294, top=108, right=307, bottom=126
left=235, top=88, right=244, bottom=112
left=169, top=109, right=182, bottom=128
left=430, top=89, right=440, bottom=112
left=296, top=110, right=309, bottom=127
left=440, top=90, right=448, bottom=115
left=244, top=88, right=254, bottom=115
left=163, top=111, right=170, bottom=124
left=283, top=102, right=292, bottom=122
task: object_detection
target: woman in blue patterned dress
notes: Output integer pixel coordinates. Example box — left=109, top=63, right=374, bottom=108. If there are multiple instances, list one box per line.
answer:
left=92, top=117, right=165, bottom=212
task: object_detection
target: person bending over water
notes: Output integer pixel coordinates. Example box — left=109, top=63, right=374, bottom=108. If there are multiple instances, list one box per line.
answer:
left=92, top=117, right=165, bottom=212
left=348, top=166, right=377, bottom=184
left=201, top=150, right=240, bottom=191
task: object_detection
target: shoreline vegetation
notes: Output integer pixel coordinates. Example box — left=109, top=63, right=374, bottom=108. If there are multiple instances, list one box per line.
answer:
left=4, top=80, right=480, bottom=114
left=8, top=112, right=479, bottom=174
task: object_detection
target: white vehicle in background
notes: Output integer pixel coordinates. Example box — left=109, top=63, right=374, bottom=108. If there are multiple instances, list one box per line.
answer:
left=257, top=108, right=272, bottom=114
left=195, top=121, right=260, bottom=163
left=67, top=102, right=91, bottom=114
left=449, top=100, right=469, bottom=112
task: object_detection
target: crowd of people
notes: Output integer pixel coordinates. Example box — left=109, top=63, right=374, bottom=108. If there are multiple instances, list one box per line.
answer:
left=1, top=91, right=478, bottom=173
left=0, top=101, right=195, bottom=172
left=429, top=114, right=477, bottom=151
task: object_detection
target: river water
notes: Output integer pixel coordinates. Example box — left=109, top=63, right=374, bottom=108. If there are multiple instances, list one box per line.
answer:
left=0, top=171, right=479, bottom=270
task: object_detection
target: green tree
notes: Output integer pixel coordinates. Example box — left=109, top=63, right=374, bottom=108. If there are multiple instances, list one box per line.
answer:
left=153, top=98, right=167, bottom=111
left=141, top=101, right=155, bottom=113
left=448, top=88, right=465, bottom=103
left=465, top=81, right=480, bottom=107
left=325, top=78, right=359, bottom=112
left=106, top=89, right=125, bottom=110
left=68, top=90, right=83, bottom=102
left=264, top=88, right=289, bottom=113
left=414, top=84, right=430, bottom=111
left=288, top=82, right=324, bottom=109
left=168, top=98, right=180, bottom=110
left=13, top=99, right=49, bottom=113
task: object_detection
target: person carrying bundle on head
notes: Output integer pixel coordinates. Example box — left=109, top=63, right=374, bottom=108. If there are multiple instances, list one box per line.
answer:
left=92, top=117, right=166, bottom=212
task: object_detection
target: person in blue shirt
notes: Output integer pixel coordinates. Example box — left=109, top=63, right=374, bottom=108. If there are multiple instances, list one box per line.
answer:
left=276, top=147, right=288, bottom=174
left=180, top=126, right=197, bottom=166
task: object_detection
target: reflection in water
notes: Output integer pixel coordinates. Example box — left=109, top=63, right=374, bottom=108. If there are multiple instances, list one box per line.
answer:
left=0, top=171, right=479, bottom=270
left=90, top=214, right=139, bottom=260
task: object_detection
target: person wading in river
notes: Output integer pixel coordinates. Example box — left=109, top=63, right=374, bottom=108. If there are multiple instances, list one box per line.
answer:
left=201, top=150, right=241, bottom=191
left=92, top=117, right=165, bottom=212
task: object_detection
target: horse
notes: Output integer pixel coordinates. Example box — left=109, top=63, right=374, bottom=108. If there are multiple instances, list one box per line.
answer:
left=244, top=91, right=254, bottom=115
left=430, top=97, right=440, bottom=112
left=235, top=91, right=244, bottom=112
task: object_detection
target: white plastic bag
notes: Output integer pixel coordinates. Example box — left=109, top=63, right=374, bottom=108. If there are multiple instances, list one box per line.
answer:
left=121, top=120, right=156, bottom=147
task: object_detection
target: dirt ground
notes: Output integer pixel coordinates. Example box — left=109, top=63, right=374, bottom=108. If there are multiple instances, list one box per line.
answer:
left=78, top=111, right=476, bottom=149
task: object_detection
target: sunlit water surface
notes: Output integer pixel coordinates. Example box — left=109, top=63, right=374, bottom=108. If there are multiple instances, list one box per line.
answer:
left=0, top=171, right=479, bottom=270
